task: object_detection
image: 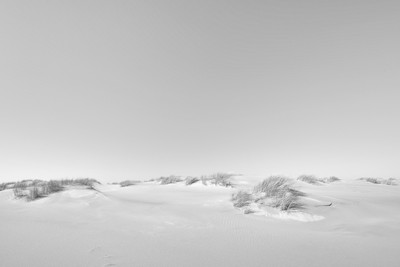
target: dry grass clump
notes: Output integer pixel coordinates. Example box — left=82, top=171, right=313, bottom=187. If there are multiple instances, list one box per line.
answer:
left=200, top=175, right=209, bottom=185
left=120, top=180, right=140, bottom=187
left=384, top=178, right=397, bottom=185
left=232, top=190, right=252, bottom=208
left=1, top=182, right=17, bottom=191
left=254, top=176, right=292, bottom=196
left=297, top=175, right=341, bottom=184
left=60, top=178, right=100, bottom=186
left=158, top=175, right=183, bottom=185
left=200, top=172, right=234, bottom=187
left=211, top=173, right=234, bottom=187
left=27, top=186, right=44, bottom=201
left=323, top=176, right=341, bottom=183
left=42, top=180, right=64, bottom=194
left=232, top=176, right=305, bottom=212
left=185, top=176, right=200, bottom=185
left=254, top=176, right=305, bottom=211
left=360, top=177, right=397, bottom=185
left=268, top=192, right=304, bottom=211
left=13, top=188, right=25, bottom=198
left=11, top=178, right=101, bottom=201
left=243, top=208, right=255, bottom=214
left=13, top=186, right=46, bottom=201
left=297, top=175, right=320, bottom=184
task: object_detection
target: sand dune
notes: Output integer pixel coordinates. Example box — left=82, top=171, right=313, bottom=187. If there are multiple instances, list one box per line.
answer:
left=1, top=177, right=399, bottom=266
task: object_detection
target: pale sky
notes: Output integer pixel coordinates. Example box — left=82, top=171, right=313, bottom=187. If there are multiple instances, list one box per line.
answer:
left=1, top=1, right=400, bottom=182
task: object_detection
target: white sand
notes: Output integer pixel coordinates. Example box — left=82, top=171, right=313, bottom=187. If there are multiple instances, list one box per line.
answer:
left=1, top=177, right=399, bottom=266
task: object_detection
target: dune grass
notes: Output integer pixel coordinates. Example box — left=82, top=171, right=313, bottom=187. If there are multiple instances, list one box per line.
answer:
left=120, top=180, right=141, bottom=187
left=297, top=175, right=341, bottom=184
left=323, top=176, right=341, bottom=183
left=233, top=176, right=305, bottom=212
left=297, top=175, right=321, bottom=184
left=0, top=182, right=16, bottom=191
left=200, top=172, right=234, bottom=187
left=185, top=176, right=200, bottom=185
left=232, top=190, right=253, bottom=208
left=9, top=178, right=101, bottom=201
left=360, top=177, right=397, bottom=185
left=158, top=175, right=183, bottom=185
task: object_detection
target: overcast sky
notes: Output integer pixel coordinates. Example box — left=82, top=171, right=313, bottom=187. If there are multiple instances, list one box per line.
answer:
left=1, top=1, right=399, bottom=182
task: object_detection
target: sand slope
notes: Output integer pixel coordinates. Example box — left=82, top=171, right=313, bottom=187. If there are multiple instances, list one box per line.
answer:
left=1, top=177, right=399, bottom=266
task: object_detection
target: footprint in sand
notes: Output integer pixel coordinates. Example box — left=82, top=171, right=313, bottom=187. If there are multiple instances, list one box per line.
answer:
left=89, top=246, right=117, bottom=266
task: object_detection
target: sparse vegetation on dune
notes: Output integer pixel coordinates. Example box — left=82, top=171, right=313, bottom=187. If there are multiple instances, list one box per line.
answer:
left=60, top=178, right=100, bottom=186
left=157, top=175, right=183, bottom=185
left=297, top=175, right=341, bottom=184
left=8, top=178, right=101, bottom=201
left=46, top=180, right=64, bottom=193
left=120, top=180, right=141, bottom=187
left=254, top=176, right=292, bottom=196
left=200, top=172, right=234, bottom=187
left=185, top=176, right=200, bottom=185
left=324, top=176, right=341, bottom=183
left=297, top=175, right=320, bottom=184
left=210, top=173, right=234, bottom=187
left=243, top=208, right=255, bottom=214
left=233, top=176, right=305, bottom=212
left=360, top=177, right=397, bottom=185
left=232, top=190, right=252, bottom=208
left=1, top=182, right=14, bottom=191
left=200, top=175, right=208, bottom=185
left=148, top=172, right=235, bottom=187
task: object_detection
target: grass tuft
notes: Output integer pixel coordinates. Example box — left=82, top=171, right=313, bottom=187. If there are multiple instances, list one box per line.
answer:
left=200, top=173, right=234, bottom=187
left=158, top=175, right=183, bottom=185
left=297, top=175, right=341, bottom=184
left=10, top=178, right=101, bottom=201
left=297, top=175, right=320, bottom=184
left=232, top=176, right=305, bottom=212
left=360, top=177, right=397, bottom=185
left=232, top=190, right=253, bottom=208
left=323, top=176, right=341, bottom=183
left=120, top=180, right=141, bottom=187
left=254, top=176, right=292, bottom=197
left=185, top=176, right=200, bottom=185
